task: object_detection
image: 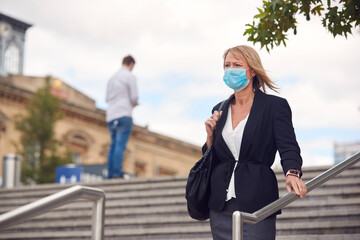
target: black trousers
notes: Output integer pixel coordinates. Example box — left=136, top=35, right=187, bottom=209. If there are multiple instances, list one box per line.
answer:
left=210, top=198, right=276, bottom=240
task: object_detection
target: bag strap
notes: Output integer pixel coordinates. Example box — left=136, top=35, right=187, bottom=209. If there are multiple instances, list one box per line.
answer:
left=217, top=99, right=226, bottom=113
left=204, top=98, right=228, bottom=154
left=212, top=99, right=227, bottom=139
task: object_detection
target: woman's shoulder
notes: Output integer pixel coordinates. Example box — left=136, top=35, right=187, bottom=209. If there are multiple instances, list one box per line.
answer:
left=258, top=90, right=288, bottom=105
left=211, top=95, right=233, bottom=113
left=255, top=91, right=292, bottom=114
left=212, top=101, right=225, bottom=113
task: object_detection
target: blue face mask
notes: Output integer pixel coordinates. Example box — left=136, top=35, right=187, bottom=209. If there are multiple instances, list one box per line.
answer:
left=223, top=68, right=250, bottom=92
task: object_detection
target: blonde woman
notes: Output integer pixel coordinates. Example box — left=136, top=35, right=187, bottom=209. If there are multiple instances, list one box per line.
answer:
left=204, top=45, right=307, bottom=239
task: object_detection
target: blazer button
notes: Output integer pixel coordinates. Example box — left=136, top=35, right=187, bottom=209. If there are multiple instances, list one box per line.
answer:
left=226, top=189, right=229, bottom=192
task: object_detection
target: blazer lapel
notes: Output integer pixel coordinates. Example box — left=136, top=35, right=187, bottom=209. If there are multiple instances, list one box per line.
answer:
left=239, top=90, right=266, bottom=161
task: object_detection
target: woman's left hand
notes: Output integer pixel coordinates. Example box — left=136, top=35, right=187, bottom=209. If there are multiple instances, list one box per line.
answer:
left=286, top=175, right=307, bottom=198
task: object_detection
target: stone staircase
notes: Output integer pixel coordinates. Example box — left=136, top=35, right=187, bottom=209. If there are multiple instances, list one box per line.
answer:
left=0, top=161, right=359, bottom=240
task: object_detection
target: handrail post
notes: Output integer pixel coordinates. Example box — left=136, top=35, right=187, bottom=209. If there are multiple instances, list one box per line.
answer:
left=92, top=194, right=105, bottom=240
left=0, top=185, right=105, bottom=240
left=232, top=211, right=243, bottom=240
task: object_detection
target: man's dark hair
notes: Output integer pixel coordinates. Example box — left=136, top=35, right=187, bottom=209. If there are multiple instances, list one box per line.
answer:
left=122, top=55, right=135, bottom=65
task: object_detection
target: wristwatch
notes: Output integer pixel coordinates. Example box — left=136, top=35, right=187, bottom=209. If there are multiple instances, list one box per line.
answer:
left=286, top=169, right=300, bottom=178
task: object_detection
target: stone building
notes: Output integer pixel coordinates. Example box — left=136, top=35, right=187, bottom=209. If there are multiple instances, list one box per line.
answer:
left=0, top=74, right=202, bottom=180
left=0, top=12, right=201, bottom=182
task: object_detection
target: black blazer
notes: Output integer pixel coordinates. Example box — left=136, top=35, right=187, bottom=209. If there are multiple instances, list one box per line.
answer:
left=202, top=90, right=302, bottom=215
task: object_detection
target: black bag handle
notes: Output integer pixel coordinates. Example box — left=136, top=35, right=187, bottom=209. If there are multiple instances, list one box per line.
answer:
left=205, top=99, right=227, bottom=154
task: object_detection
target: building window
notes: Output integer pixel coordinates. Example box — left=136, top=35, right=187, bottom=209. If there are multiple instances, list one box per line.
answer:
left=4, top=43, right=20, bottom=74
left=64, top=129, right=94, bottom=164
left=154, top=162, right=176, bottom=176
left=135, top=161, right=146, bottom=177
left=71, top=152, right=82, bottom=165
left=158, top=167, right=176, bottom=176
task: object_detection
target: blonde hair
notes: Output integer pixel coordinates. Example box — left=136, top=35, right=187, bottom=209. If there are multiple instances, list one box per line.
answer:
left=223, top=45, right=278, bottom=93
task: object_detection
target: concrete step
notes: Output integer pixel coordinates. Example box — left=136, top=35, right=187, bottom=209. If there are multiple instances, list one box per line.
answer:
left=276, top=234, right=360, bottom=240
left=277, top=220, right=360, bottom=235
left=1, top=176, right=359, bottom=210
left=4, top=179, right=229, bottom=197
left=1, top=161, right=359, bottom=198
left=0, top=179, right=186, bottom=199
left=276, top=166, right=360, bottom=182
left=2, top=195, right=359, bottom=225
left=1, top=221, right=359, bottom=239
left=0, top=162, right=359, bottom=239
left=1, top=163, right=359, bottom=194
left=3, top=207, right=359, bottom=234
left=2, top=194, right=359, bottom=217
left=0, top=226, right=212, bottom=240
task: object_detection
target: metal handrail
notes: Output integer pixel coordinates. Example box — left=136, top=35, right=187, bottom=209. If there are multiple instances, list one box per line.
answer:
left=233, top=151, right=360, bottom=240
left=0, top=185, right=105, bottom=240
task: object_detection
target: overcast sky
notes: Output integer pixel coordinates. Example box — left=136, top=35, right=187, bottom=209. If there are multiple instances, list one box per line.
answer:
left=1, top=0, right=359, bottom=167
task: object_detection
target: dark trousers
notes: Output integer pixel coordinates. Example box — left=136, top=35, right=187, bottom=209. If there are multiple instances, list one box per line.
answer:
left=210, top=198, right=276, bottom=240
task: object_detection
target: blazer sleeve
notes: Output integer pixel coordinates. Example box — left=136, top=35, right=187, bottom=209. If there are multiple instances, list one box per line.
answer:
left=273, top=98, right=303, bottom=176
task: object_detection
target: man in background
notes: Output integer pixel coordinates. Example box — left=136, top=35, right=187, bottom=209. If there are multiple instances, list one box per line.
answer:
left=106, top=55, right=138, bottom=179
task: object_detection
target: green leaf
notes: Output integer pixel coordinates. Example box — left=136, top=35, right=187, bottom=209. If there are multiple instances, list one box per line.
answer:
left=269, top=0, right=282, bottom=11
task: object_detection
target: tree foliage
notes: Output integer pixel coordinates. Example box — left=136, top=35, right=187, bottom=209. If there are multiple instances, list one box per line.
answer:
left=244, top=0, right=360, bottom=52
left=14, top=76, right=71, bottom=184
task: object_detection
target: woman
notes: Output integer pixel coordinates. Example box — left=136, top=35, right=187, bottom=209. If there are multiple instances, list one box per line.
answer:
left=204, top=45, right=307, bottom=240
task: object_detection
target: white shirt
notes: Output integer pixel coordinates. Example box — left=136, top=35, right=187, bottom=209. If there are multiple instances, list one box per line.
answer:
left=106, top=67, right=138, bottom=122
left=222, top=104, right=249, bottom=201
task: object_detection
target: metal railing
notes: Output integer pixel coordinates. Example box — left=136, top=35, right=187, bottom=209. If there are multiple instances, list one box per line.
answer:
left=233, top=151, right=360, bottom=240
left=0, top=185, right=105, bottom=240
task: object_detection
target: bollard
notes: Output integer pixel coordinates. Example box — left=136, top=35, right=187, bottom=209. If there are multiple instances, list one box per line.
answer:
left=2, top=154, right=21, bottom=188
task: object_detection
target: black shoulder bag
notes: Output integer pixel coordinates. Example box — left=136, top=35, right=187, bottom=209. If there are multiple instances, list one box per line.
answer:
left=185, top=99, right=227, bottom=220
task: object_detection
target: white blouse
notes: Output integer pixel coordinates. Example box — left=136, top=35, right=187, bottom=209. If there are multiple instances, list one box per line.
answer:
left=222, top=104, right=249, bottom=201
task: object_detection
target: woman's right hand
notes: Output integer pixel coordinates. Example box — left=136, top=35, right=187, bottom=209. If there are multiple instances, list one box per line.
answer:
left=205, top=110, right=222, bottom=148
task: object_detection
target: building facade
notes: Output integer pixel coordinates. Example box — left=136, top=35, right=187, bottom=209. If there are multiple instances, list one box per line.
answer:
left=0, top=74, right=202, bottom=180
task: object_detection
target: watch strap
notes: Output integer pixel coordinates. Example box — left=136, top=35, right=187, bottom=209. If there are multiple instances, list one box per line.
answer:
left=286, top=169, right=300, bottom=178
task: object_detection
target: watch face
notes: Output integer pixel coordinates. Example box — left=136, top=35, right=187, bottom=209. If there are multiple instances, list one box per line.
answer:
left=290, top=170, right=300, bottom=177
left=0, top=21, right=12, bottom=38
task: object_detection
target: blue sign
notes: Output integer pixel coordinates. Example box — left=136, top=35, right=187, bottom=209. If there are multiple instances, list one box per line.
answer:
left=55, top=165, right=83, bottom=184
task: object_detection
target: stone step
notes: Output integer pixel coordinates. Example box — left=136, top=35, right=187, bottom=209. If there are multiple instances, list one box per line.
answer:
left=1, top=220, right=359, bottom=239
left=279, top=185, right=360, bottom=198
left=1, top=178, right=359, bottom=210
left=1, top=161, right=359, bottom=197
left=1, top=163, right=359, bottom=196
left=276, top=166, right=360, bottom=181
left=0, top=226, right=211, bottom=240
left=0, top=162, right=359, bottom=239
left=0, top=176, right=360, bottom=202
left=3, top=203, right=360, bottom=233
left=3, top=206, right=360, bottom=234
left=278, top=207, right=360, bottom=222
left=1, top=190, right=360, bottom=220
left=276, top=234, right=360, bottom=240
left=277, top=220, right=360, bottom=235
left=0, top=180, right=186, bottom=199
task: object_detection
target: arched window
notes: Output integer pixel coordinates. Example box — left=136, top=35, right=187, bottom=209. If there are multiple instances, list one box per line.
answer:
left=64, top=129, right=94, bottom=165
left=4, top=43, right=20, bottom=74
